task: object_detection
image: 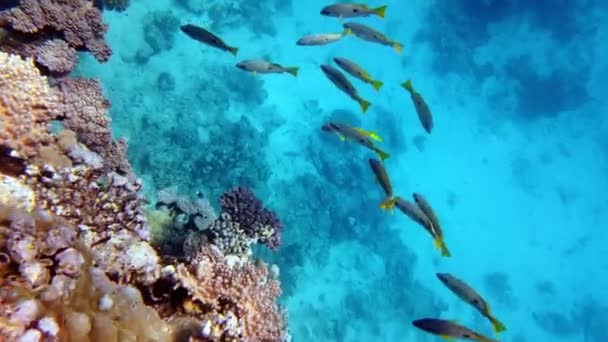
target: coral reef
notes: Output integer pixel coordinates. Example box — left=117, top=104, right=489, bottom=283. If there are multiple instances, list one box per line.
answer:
left=94, top=0, right=130, bottom=12
left=54, top=77, right=132, bottom=174
left=0, top=0, right=111, bottom=75
left=0, top=49, right=289, bottom=341
left=216, top=186, right=283, bottom=251
left=170, top=244, right=287, bottom=341
left=0, top=207, right=171, bottom=341
left=173, top=0, right=290, bottom=36
left=135, top=10, right=180, bottom=65
left=149, top=188, right=217, bottom=257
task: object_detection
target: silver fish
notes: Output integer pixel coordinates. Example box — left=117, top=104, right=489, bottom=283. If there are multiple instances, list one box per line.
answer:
left=236, top=59, right=299, bottom=77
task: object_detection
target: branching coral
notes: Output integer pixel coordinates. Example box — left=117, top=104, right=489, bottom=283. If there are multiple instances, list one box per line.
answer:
left=218, top=186, right=282, bottom=251
left=0, top=0, right=112, bottom=62
left=173, top=244, right=287, bottom=341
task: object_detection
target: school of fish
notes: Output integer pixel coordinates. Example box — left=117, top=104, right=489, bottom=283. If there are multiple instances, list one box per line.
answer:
left=180, top=3, right=506, bottom=341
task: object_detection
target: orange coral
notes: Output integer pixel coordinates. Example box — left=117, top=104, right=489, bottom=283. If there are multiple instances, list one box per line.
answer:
left=175, top=245, right=286, bottom=341
left=0, top=52, right=59, bottom=158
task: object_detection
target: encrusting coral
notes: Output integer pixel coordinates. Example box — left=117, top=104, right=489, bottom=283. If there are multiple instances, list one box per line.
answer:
left=0, top=47, right=289, bottom=341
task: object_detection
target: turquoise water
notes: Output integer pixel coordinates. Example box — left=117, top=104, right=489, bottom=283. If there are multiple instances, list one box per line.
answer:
left=80, top=1, right=607, bottom=341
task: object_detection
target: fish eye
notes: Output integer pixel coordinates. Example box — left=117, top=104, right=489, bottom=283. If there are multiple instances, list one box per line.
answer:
left=462, top=334, right=471, bottom=338
left=353, top=8, right=359, bottom=12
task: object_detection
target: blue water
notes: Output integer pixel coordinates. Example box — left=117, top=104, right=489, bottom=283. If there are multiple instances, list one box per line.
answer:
left=79, top=1, right=608, bottom=341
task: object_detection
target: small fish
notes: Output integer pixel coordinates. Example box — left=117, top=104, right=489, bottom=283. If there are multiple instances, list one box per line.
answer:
left=322, top=122, right=389, bottom=161
left=402, top=80, right=433, bottom=134
left=320, top=64, right=371, bottom=113
left=236, top=59, right=299, bottom=77
left=296, top=30, right=351, bottom=46
left=180, top=24, right=239, bottom=56
left=320, top=3, right=387, bottom=19
left=333, top=57, right=383, bottom=92
left=412, top=318, right=499, bottom=342
left=413, top=193, right=450, bottom=257
left=343, top=22, right=403, bottom=53
left=368, top=158, right=396, bottom=211
left=436, top=273, right=507, bottom=334
left=394, top=197, right=433, bottom=231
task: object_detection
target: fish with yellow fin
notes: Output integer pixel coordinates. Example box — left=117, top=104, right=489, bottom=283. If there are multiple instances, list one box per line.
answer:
left=402, top=79, right=434, bottom=134
left=413, top=193, right=450, bottom=257
left=394, top=194, right=450, bottom=257
left=436, top=273, right=507, bottom=335
left=334, top=57, right=384, bottom=92
left=368, top=158, right=396, bottom=211
left=322, top=122, right=389, bottom=161
left=321, top=64, right=371, bottom=113
left=343, top=22, right=403, bottom=54
left=412, top=318, right=499, bottom=342
left=236, top=59, right=299, bottom=77
left=320, top=3, right=387, bottom=19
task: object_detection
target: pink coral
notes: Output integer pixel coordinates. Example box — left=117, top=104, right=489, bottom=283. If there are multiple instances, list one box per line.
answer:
left=0, top=0, right=111, bottom=63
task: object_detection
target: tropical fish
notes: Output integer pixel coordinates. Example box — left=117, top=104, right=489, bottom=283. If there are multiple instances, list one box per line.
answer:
left=436, top=273, right=507, bottom=334
left=333, top=57, right=383, bottom=91
left=394, top=196, right=449, bottom=257
left=413, top=193, right=450, bottom=257
left=412, top=318, right=499, bottom=342
left=320, top=64, right=371, bottom=113
left=321, top=122, right=389, bottom=161
left=343, top=22, right=403, bottom=53
left=402, top=80, right=433, bottom=134
left=320, top=3, right=387, bottom=19
left=180, top=24, right=239, bottom=56
left=368, top=158, right=396, bottom=211
left=236, top=59, right=299, bottom=77
left=296, top=30, right=351, bottom=46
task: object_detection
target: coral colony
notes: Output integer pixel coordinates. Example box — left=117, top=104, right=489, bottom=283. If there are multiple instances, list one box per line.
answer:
left=0, top=1, right=289, bottom=341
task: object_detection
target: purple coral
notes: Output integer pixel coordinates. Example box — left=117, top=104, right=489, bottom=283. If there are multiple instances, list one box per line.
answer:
left=219, top=186, right=283, bottom=250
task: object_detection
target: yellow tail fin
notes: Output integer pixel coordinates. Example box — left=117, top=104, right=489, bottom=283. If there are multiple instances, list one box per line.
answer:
left=371, top=80, right=384, bottom=92
left=374, top=5, right=387, bottom=18
left=343, top=27, right=352, bottom=36
left=285, top=66, right=299, bottom=77
left=489, top=316, right=506, bottom=333
left=379, top=197, right=396, bottom=211
left=375, top=148, right=390, bottom=162
left=401, top=79, right=413, bottom=92
left=440, top=243, right=451, bottom=257
left=393, top=42, right=403, bottom=54
left=229, top=46, right=239, bottom=56
left=357, top=98, right=371, bottom=113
